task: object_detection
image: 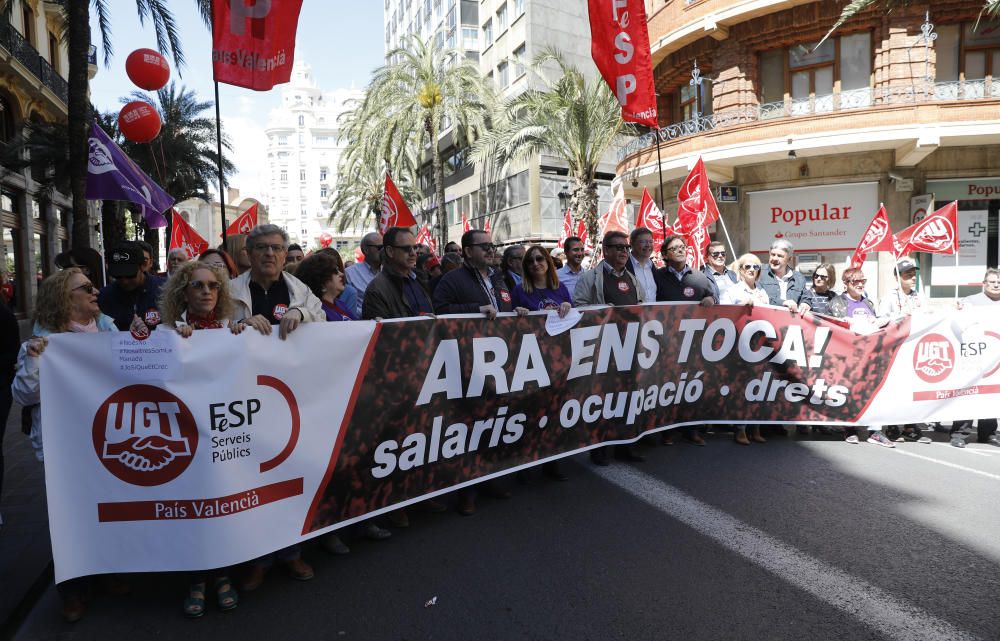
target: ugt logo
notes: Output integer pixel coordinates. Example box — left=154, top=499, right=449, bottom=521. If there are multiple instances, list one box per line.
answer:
left=913, top=333, right=955, bottom=384
left=92, top=385, right=198, bottom=486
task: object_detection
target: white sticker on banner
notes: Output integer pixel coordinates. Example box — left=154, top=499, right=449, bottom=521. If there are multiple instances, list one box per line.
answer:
left=111, top=331, right=181, bottom=381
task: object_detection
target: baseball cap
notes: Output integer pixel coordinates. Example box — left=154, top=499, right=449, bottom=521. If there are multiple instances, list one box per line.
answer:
left=108, top=242, right=144, bottom=278
left=895, top=257, right=919, bottom=274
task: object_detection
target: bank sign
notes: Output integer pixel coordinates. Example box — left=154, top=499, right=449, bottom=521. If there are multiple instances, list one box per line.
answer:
left=747, top=183, right=878, bottom=253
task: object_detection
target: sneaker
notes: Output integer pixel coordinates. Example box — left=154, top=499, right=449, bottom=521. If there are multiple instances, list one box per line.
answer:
left=987, top=435, right=1000, bottom=447
left=950, top=436, right=966, bottom=449
left=916, top=435, right=932, bottom=444
left=867, top=432, right=896, bottom=448
left=845, top=435, right=859, bottom=444
left=322, top=533, right=350, bottom=555
left=901, top=430, right=930, bottom=444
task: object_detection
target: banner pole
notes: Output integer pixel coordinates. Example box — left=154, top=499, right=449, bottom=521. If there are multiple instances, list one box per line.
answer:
left=717, top=213, right=736, bottom=259
left=954, top=250, right=960, bottom=302
left=215, top=81, right=228, bottom=243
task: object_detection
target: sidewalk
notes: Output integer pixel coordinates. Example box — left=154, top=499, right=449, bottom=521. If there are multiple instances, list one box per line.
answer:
left=0, top=403, right=52, bottom=638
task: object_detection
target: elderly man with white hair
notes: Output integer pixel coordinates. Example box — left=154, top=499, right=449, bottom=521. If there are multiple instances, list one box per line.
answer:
left=758, top=238, right=807, bottom=311
left=166, top=248, right=188, bottom=277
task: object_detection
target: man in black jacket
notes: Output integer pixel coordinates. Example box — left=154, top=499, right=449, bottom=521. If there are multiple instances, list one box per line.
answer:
left=363, top=227, right=433, bottom=320
left=433, top=230, right=514, bottom=317
left=98, top=241, right=165, bottom=333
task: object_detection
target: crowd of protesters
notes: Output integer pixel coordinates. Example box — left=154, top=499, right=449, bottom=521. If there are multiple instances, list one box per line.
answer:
left=4, top=223, right=999, bottom=623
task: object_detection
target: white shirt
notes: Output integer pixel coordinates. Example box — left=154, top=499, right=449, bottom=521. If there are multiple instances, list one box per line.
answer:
left=630, top=255, right=657, bottom=300
left=706, top=267, right=735, bottom=297
left=557, top=264, right=583, bottom=302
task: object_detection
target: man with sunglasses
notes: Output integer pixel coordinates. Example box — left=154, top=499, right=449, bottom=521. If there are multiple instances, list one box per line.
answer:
left=362, top=227, right=434, bottom=320
left=573, top=231, right=648, bottom=307
left=98, top=241, right=165, bottom=333
left=653, top=235, right=716, bottom=306
left=346, top=232, right=384, bottom=317
left=701, top=241, right=737, bottom=301
left=230, top=224, right=323, bottom=340
left=433, top=229, right=515, bottom=319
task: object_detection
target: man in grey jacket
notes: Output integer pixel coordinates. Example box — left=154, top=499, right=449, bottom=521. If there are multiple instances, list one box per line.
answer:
left=573, top=231, right=647, bottom=306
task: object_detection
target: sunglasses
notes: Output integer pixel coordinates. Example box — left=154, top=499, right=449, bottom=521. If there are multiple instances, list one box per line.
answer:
left=390, top=244, right=417, bottom=253
left=604, top=244, right=631, bottom=252
left=848, top=279, right=867, bottom=285
left=813, top=274, right=829, bottom=281
left=528, top=255, right=547, bottom=264
left=188, top=280, right=221, bottom=291
left=742, top=264, right=761, bottom=272
left=709, top=251, right=726, bottom=258
left=470, top=242, right=496, bottom=252
left=72, top=282, right=97, bottom=294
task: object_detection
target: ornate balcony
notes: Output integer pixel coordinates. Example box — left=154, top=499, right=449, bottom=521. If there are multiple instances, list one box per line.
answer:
left=0, top=16, right=69, bottom=105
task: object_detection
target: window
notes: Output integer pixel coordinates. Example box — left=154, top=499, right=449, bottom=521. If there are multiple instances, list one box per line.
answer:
left=497, top=60, right=509, bottom=88
left=48, top=32, right=59, bottom=73
left=513, top=44, right=526, bottom=78
left=496, top=3, right=507, bottom=32
left=320, top=168, right=328, bottom=181
left=278, top=135, right=288, bottom=146
left=482, top=18, right=493, bottom=47
left=513, top=0, right=524, bottom=19
left=462, top=27, right=478, bottom=50
left=460, top=0, right=477, bottom=25
left=21, top=4, right=33, bottom=47
left=321, top=187, right=328, bottom=198
left=961, top=21, right=1000, bottom=82
left=298, top=132, right=304, bottom=145
left=280, top=170, right=288, bottom=182
left=936, top=24, right=960, bottom=82
left=758, top=33, right=872, bottom=113
left=299, top=169, right=306, bottom=181
left=298, top=115, right=305, bottom=126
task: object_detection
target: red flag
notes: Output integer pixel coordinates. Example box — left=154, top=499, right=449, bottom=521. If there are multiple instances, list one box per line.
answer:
left=576, top=219, right=590, bottom=251
left=599, top=182, right=630, bottom=237
left=415, top=225, right=437, bottom=254
left=893, top=201, right=959, bottom=256
left=461, top=212, right=471, bottom=232
left=212, top=0, right=303, bottom=91
left=558, top=209, right=573, bottom=248
left=169, top=210, right=208, bottom=259
left=587, top=0, right=658, bottom=127
left=380, top=173, right=417, bottom=233
left=850, top=206, right=895, bottom=267
left=635, top=188, right=667, bottom=254
left=225, top=202, right=258, bottom=237
left=484, top=218, right=492, bottom=233
left=675, top=158, right=720, bottom=270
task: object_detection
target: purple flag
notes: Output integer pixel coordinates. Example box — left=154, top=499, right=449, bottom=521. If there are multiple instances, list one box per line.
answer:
left=85, top=122, right=172, bottom=228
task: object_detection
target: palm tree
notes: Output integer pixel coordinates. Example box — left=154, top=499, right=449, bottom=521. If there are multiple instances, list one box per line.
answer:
left=66, top=0, right=212, bottom=250
left=349, top=34, right=495, bottom=247
left=825, top=1, right=1000, bottom=42
left=472, top=50, right=634, bottom=244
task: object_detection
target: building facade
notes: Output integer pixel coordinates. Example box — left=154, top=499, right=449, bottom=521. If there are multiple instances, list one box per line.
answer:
left=383, top=0, right=618, bottom=246
left=262, top=61, right=365, bottom=251
left=0, top=0, right=72, bottom=322
left=618, top=0, right=1000, bottom=300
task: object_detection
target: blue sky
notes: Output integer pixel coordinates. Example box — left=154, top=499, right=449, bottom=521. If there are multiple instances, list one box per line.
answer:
left=89, top=1, right=385, bottom=198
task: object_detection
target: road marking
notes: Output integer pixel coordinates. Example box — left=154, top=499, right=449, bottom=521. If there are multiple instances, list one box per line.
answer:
left=892, top=449, right=1000, bottom=481
left=593, top=464, right=982, bottom=641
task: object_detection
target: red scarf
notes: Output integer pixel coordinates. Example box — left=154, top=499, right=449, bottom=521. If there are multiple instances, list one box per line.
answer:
left=186, top=310, right=224, bottom=330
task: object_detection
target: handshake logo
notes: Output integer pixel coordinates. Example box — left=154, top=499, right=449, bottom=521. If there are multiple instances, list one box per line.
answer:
left=93, top=385, right=199, bottom=486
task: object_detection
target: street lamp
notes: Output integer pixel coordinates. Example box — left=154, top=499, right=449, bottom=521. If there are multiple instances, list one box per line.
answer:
left=557, top=185, right=571, bottom=210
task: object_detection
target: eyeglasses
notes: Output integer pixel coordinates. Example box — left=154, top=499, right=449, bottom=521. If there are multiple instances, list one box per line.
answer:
left=72, top=282, right=96, bottom=294
left=188, top=280, right=221, bottom=291
left=742, top=264, right=762, bottom=272
left=848, top=279, right=867, bottom=285
left=709, top=251, right=726, bottom=258
left=813, top=274, right=829, bottom=281
left=251, top=243, right=286, bottom=253
left=528, top=255, right=547, bottom=264
left=665, top=245, right=686, bottom=253
left=390, top=244, right=417, bottom=254
left=470, top=242, right=496, bottom=252
left=604, top=244, right=630, bottom=252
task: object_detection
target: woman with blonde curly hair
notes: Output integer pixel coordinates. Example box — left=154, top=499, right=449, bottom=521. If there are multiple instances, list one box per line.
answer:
left=12, top=268, right=117, bottom=622
left=159, top=262, right=242, bottom=338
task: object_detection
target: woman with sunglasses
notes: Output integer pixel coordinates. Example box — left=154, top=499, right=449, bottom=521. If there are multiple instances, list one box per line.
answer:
left=511, top=245, right=572, bottom=317
left=720, top=254, right=770, bottom=307
left=158, top=262, right=243, bottom=617
left=11, top=268, right=118, bottom=622
left=719, top=255, right=768, bottom=445
left=797, top=263, right=837, bottom=316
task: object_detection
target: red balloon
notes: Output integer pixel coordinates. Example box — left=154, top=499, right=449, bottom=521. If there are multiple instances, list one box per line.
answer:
left=319, top=232, right=334, bottom=247
left=125, top=48, right=170, bottom=91
left=118, top=101, right=161, bottom=143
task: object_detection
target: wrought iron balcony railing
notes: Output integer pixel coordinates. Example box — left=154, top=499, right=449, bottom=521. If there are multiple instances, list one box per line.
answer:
left=617, top=81, right=1000, bottom=161
left=0, top=16, right=69, bottom=105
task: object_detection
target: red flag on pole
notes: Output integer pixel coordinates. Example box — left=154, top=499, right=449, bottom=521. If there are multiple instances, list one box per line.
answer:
left=169, top=210, right=209, bottom=259
left=893, top=201, right=959, bottom=256
left=675, top=159, right=720, bottom=270
left=224, top=202, right=258, bottom=237
left=850, top=205, right=895, bottom=267
left=576, top=219, right=590, bottom=251
left=415, top=225, right=437, bottom=254
left=587, top=0, right=658, bottom=127
left=380, top=173, right=417, bottom=233
left=461, top=213, right=471, bottom=232
left=635, top=188, right=667, bottom=254
left=558, top=209, right=573, bottom=248
left=600, top=181, right=631, bottom=237
left=211, top=0, right=303, bottom=91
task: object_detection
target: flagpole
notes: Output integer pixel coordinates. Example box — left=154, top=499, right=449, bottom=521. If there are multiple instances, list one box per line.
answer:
left=954, top=249, right=960, bottom=302
left=717, top=213, right=736, bottom=260
left=653, top=126, right=666, bottom=217
left=215, top=81, right=228, bottom=242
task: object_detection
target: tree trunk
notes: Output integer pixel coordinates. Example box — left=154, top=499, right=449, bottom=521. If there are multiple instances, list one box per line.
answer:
left=67, top=0, right=91, bottom=249
left=575, top=172, right=599, bottom=248
left=429, top=112, right=447, bottom=249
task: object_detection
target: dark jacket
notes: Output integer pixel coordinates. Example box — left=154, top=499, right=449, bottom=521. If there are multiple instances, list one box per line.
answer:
left=654, top=266, right=716, bottom=303
left=0, top=300, right=19, bottom=383
left=701, top=265, right=738, bottom=303
left=98, top=274, right=165, bottom=331
left=433, top=264, right=513, bottom=314
left=758, top=267, right=807, bottom=306
left=827, top=293, right=876, bottom=319
left=362, top=269, right=434, bottom=320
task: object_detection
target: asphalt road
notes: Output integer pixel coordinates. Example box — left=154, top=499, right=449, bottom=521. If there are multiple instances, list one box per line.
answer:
left=11, top=428, right=1000, bottom=641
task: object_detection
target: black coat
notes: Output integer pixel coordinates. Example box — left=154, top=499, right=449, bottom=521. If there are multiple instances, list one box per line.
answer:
left=432, top=264, right=513, bottom=314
